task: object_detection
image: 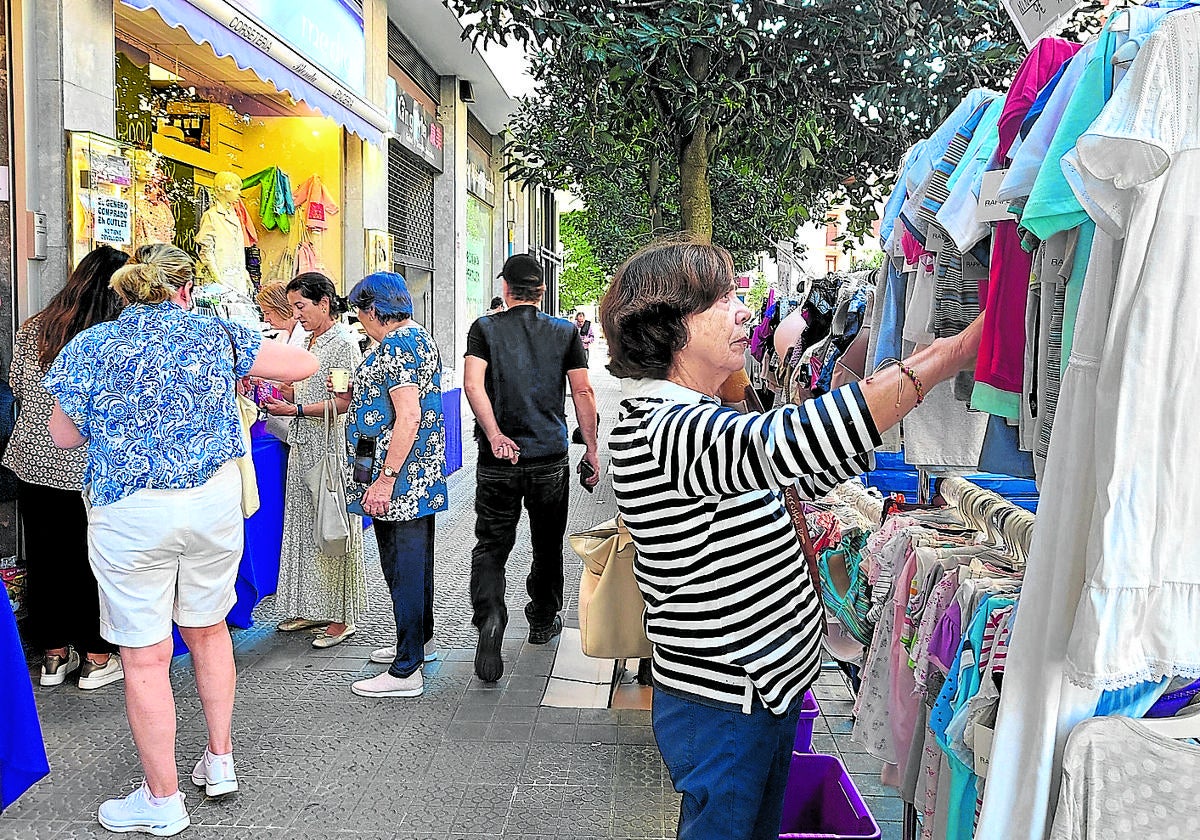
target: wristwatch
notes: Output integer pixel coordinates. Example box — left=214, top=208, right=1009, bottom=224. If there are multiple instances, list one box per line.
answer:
left=381, top=465, right=400, bottom=478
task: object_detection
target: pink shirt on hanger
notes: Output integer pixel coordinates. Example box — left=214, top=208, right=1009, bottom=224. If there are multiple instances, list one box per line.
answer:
left=974, top=38, right=1082, bottom=416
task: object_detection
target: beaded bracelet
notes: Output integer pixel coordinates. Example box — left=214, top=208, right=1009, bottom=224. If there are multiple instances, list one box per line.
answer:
left=871, top=359, right=927, bottom=408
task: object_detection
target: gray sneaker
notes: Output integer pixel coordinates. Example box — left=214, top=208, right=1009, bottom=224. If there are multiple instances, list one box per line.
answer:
left=78, top=654, right=124, bottom=690
left=40, top=647, right=81, bottom=687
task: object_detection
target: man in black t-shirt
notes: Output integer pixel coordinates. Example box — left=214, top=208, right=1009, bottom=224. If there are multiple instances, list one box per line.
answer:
left=464, top=254, right=600, bottom=682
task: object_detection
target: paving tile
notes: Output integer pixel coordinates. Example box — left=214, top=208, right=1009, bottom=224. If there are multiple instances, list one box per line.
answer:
left=541, top=678, right=610, bottom=708
left=575, top=724, right=619, bottom=744
left=864, top=794, right=906, bottom=823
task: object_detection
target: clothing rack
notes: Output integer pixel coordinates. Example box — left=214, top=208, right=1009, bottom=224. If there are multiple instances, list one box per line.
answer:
left=898, top=475, right=1034, bottom=840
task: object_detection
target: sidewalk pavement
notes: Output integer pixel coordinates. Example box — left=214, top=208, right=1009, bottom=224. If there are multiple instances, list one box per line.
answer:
left=8, top=345, right=902, bottom=840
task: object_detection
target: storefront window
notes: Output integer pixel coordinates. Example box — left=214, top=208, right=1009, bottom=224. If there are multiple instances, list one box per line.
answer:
left=466, top=196, right=493, bottom=321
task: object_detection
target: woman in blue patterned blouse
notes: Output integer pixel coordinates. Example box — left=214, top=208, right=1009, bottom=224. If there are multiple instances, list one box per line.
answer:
left=45, top=244, right=318, bottom=836
left=340, top=271, right=448, bottom=700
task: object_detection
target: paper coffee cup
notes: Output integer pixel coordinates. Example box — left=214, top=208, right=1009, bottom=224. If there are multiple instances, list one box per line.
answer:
left=330, top=368, right=351, bottom=392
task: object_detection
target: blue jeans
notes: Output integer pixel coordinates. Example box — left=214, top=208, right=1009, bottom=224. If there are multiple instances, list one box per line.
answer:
left=652, top=687, right=801, bottom=840
left=373, top=516, right=435, bottom=679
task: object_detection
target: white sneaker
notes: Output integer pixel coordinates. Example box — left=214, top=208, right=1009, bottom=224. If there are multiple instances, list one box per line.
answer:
left=369, top=641, right=440, bottom=665
left=40, top=647, right=81, bottom=687
left=97, top=782, right=190, bottom=836
left=351, top=670, right=424, bottom=698
left=190, top=748, right=238, bottom=797
left=78, top=654, right=124, bottom=691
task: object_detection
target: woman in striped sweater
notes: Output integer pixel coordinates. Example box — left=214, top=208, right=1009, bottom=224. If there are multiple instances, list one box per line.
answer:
left=602, top=239, right=982, bottom=840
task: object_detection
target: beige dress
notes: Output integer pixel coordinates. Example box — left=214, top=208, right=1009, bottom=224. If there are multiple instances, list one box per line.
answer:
left=275, top=327, right=367, bottom=624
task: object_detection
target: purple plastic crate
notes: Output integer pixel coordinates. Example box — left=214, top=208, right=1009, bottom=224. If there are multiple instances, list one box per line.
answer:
left=779, top=753, right=881, bottom=840
left=793, top=690, right=821, bottom=753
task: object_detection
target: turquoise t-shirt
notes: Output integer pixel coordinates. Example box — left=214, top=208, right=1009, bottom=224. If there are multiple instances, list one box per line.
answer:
left=1021, top=7, right=1170, bottom=242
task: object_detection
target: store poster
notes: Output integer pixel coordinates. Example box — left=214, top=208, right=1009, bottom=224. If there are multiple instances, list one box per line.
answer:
left=95, top=196, right=132, bottom=245
left=465, top=196, right=492, bottom=320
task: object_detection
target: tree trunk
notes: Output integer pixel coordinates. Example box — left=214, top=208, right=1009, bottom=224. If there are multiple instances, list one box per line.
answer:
left=679, top=117, right=713, bottom=243
left=647, top=158, right=664, bottom=235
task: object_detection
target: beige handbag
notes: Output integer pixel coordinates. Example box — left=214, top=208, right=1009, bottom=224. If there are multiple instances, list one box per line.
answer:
left=303, top=400, right=352, bottom=556
left=234, top=393, right=261, bottom=518
left=571, top=516, right=652, bottom=660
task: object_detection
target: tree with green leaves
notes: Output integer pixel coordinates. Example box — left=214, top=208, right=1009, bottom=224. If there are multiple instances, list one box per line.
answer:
left=448, top=0, right=1032, bottom=247
left=558, top=210, right=608, bottom=311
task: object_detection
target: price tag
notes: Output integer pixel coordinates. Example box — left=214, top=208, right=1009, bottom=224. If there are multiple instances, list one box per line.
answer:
left=976, top=170, right=1018, bottom=223
left=962, top=251, right=989, bottom=282
left=925, top=226, right=948, bottom=253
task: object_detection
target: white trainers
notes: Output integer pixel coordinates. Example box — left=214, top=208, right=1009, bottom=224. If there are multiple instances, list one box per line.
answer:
left=40, top=647, right=81, bottom=687
left=97, top=782, right=190, bottom=836
left=351, top=669, right=424, bottom=698
left=369, top=641, right=440, bottom=665
left=78, top=654, right=124, bottom=691
left=190, top=748, right=238, bottom=797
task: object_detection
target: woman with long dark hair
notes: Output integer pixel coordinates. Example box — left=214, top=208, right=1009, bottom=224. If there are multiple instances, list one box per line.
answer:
left=4, top=245, right=128, bottom=688
left=261, top=272, right=367, bottom=648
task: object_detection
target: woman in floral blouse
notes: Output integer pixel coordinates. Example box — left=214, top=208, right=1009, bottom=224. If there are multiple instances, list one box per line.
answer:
left=4, top=245, right=128, bottom=690
left=341, top=271, right=448, bottom=699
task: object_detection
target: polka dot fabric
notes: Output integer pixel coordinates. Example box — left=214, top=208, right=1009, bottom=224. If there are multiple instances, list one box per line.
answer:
left=1049, top=716, right=1200, bottom=839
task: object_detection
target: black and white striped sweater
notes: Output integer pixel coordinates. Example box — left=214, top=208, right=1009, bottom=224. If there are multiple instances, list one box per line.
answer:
left=609, top=378, right=880, bottom=715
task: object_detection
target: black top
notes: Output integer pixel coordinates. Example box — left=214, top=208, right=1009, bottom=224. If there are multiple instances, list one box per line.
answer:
left=465, top=305, right=588, bottom=463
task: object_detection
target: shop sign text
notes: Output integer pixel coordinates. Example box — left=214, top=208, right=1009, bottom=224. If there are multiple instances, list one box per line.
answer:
left=387, top=77, right=445, bottom=170
left=227, top=0, right=365, bottom=95
left=95, top=196, right=132, bottom=246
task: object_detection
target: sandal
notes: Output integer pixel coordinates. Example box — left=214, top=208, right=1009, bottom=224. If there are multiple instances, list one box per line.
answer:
left=277, top=618, right=330, bottom=632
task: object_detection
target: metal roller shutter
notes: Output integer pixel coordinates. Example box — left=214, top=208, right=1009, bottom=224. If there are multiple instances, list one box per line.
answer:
left=388, top=141, right=435, bottom=270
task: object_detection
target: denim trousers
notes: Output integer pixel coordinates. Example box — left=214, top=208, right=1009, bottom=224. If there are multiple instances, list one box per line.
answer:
left=373, top=516, right=435, bottom=678
left=652, top=687, right=801, bottom=840
left=470, top=456, right=569, bottom=631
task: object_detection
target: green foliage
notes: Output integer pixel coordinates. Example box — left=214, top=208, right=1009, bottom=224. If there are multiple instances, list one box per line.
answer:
left=745, top=273, right=770, bottom=314
left=850, top=250, right=886, bottom=273
left=558, top=210, right=608, bottom=312
left=448, top=0, right=1030, bottom=250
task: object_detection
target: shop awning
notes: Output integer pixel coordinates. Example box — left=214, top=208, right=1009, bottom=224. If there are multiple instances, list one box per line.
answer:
left=119, top=0, right=390, bottom=145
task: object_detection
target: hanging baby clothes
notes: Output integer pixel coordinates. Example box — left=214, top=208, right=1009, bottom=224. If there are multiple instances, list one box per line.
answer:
left=292, top=175, right=340, bottom=230
left=241, top=167, right=295, bottom=233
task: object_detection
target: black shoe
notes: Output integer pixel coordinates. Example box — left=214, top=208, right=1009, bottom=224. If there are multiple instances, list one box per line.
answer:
left=528, top=615, right=563, bottom=645
left=474, top=617, right=504, bottom=682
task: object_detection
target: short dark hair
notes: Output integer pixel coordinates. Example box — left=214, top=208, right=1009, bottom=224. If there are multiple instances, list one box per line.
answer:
left=599, top=238, right=734, bottom=380
left=500, top=254, right=544, bottom=302
left=287, top=272, right=348, bottom=316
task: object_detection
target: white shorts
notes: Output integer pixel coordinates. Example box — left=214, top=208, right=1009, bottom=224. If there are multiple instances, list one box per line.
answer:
left=88, top=461, right=244, bottom=648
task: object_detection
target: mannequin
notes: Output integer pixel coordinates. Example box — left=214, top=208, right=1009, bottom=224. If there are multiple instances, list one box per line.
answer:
left=196, top=171, right=251, bottom=295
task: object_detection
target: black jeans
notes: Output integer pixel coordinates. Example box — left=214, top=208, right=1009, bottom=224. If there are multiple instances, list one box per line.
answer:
left=18, top=480, right=114, bottom=654
left=470, top=455, right=569, bottom=631
left=373, top=516, right=435, bottom=678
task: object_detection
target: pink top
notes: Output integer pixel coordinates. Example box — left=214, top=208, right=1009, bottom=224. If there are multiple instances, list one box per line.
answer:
left=974, top=38, right=1081, bottom=406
